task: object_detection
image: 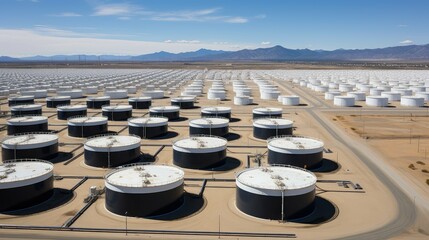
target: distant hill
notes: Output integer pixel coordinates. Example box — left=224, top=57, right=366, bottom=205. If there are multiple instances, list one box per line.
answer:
left=130, top=49, right=228, bottom=61
left=1, top=44, right=429, bottom=62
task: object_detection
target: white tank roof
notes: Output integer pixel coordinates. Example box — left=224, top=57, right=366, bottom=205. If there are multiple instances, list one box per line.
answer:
left=10, top=104, right=42, bottom=111
left=129, top=96, right=152, bottom=102
left=7, top=116, right=48, bottom=125
left=46, top=96, right=71, bottom=101
left=128, top=117, right=168, bottom=127
left=0, top=160, right=54, bottom=189
left=201, top=106, right=231, bottom=113
left=105, top=164, right=184, bottom=194
left=189, top=118, right=229, bottom=128
left=84, top=135, right=141, bottom=152
left=253, top=107, right=282, bottom=114
left=57, top=104, right=87, bottom=111
left=102, top=105, right=133, bottom=111
left=68, top=116, right=107, bottom=126
left=253, top=118, right=293, bottom=129
left=87, top=96, right=110, bottom=101
left=150, top=106, right=180, bottom=112
left=268, top=136, right=324, bottom=154
left=171, top=96, right=195, bottom=102
left=173, top=136, right=227, bottom=153
left=8, top=95, right=34, bottom=101
left=2, top=134, right=58, bottom=150
left=236, top=166, right=316, bottom=196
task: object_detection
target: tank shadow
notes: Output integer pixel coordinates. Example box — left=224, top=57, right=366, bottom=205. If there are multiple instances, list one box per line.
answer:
left=150, top=131, right=179, bottom=140
left=225, top=132, right=241, bottom=141
left=146, top=192, right=205, bottom=221
left=205, top=157, right=242, bottom=172
left=137, top=153, right=156, bottom=163
left=0, top=188, right=74, bottom=216
left=352, top=105, right=363, bottom=108
left=182, top=106, right=201, bottom=109
left=287, top=196, right=338, bottom=224
left=384, top=105, right=396, bottom=108
left=297, top=103, right=308, bottom=106
left=169, top=117, right=188, bottom=122
left=309, top=158, right=340, bottom=173
left=229, top=117, right=241, bottom=123
left=48, top=152, right=74, bottom=164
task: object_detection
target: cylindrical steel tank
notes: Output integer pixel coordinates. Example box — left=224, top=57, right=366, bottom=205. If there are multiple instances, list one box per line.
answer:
left=189, top=118, right=229, bottom=137
left=128, top=97, right=152, bottom=109
left=1, top=133, right=59, bottom=161
left=46, top=96, right=71, bottom=108
left=105, top=164, right=184, bottom=217
left=86, top=96, right=111, bottom=109
left=84, top=135, right=141, bottom=168
left=67, top=116, right=108, bottom=138
left=57, top=105, right=87, bottom=120
left=173, top=135, right=228, bottom=169
left=102, top=105, right=133, bottom=121
left=253, top=118, right=293, bottom=140
left=10, top=104, right=42, bottom=116
left=267, top=136, right=324, bottom=169
left=236, top=165, right=316, bottom=220
left=201, top=107, right=231, bottom=119
left=253, top=107, right=282, bottom=119
left=149, top=106, right=180, bottom=121
left=7, top=116, right=48, bottom=135
left=128, top=117, right=168, bottom=139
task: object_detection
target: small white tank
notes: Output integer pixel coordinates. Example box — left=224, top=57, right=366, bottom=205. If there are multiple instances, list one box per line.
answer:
left=333, top=96, right=355, bottom=107
left=366, top=96, right=389, bottom=107
left=347, top=92, right=366, bottom=101
left=282, top=96, right=300, bottom=106
left=400, top=96, right=425, bottom=107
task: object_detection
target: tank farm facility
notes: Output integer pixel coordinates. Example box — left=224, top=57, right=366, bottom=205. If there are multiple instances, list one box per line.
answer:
left=0, top=68, right=429, bottom=240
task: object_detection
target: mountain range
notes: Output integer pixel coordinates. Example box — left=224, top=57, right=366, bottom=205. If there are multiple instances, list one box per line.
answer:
left=1, top=44, right=429, bottom=62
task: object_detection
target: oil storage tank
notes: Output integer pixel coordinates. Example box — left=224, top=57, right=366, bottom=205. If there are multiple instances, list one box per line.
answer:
left=8, top=96, right=34, bottom=106
left=333, top=96, right=355, bottom=107
left=102, top=105, right=133, bottom=121
left=149, top=106, right=180, bottom=121
left=7, top=116, right=48, bottom=135
left=0, top=159, right=54, bottom=212
left=10, top=104, right=42, bottom=116
left=235, top=165, right=316, bottom=220
left=84, top=135, right=141, bottom=168
left=105, top=164, right=184, bottom=217
left=173, top=135, right=227, bottom=169
left=128, top=117, right=168, bottom=139
left=366, top=96, right=389, bottom=107
left=57, top=105, right=87, bottom=120
left=87, top=96, right=110, bottom=109
left=68, top=116, right=108, bottom=138
left=189, top=118, right=229, bottom=137
left=128, top=97, right=152, bottom=109
left=401, top=96, right=425, bottom=107
left=46, top=96, right=71, bottom=108
left=171, top=96, right=195, bottom=109
left=253, top=118, right=293, bottom=140
left=201, top=106, right=231, bottom=119
left=253, top=107, right=282, bottom=119
left=1, top=133, right=59, bottom=161
left=267, top=136, right=324, bottom=169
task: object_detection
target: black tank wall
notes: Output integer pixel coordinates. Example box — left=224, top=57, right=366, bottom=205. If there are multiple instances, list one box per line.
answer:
left=102, top=110, right=132, bottom=121
left=201, top=112, right=231, bottom=119
left=129, top=101, right=151, bottom=109
left=68, top=124, right=108, bottom=138
left=84, top=147, right=140, bottom=168
left=46, top=100, right=70, bottom=108
left=253, top=127, right=292, bottom=140
left=189, top=126, right=229, bottom=137
left=87, top=100, right=110, bottom=109
left=129, top=125, right=168, bottom=139
left=149, top=111, right=179, bottom=121
left=8, top=99, right=34, bottom=106
left=0, top=175, right=54, bottom=212
left=252, top=113, right=282, bottom=119
left=105, top=184, right=184, bottom=217
left=11, top=109, right=42, bottom=117
left=171, top=101, right=194, bottom=109
left=268, top=150, right=323, bottom=169
left=173, top=149, right=226, bottom=169
left=7, top=123, right=48, bottom=135
left=2, top=143, right=58, bottom=161
left=236, top=187, right=315, bottom=220
left=57, top=110, right=87, bottom=120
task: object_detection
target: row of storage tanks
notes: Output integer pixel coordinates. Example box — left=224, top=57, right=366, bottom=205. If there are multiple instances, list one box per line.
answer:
left=268, top=72, right=429, bottom=107
left=1, top=70, right=323, bottom=221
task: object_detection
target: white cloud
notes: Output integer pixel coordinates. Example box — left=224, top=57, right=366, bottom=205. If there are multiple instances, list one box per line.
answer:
left=118, top=16, right=130, bottom=20
left=52, top=12, right=82, bottom=17
left=255, top=14, right=266, bottom=19
left=224, top=17, right=248, bottom=23
left=0, top=28, right=254, bottom=57
left=176, top=40, right=200, bottom=44
left=164, top=40, right=173, bottom=43
left=92, top=4, right=135, bottom=16
left=400, top=40, right=414, bottom=45
left=398, top=24, right=408, bottom=28
left=261, top=41, right=271, bottom=45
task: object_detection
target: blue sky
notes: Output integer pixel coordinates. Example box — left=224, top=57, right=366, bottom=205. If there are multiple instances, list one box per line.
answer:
left=0, top=0, right=428, bottom=57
